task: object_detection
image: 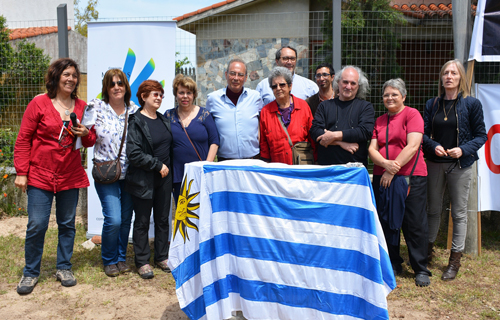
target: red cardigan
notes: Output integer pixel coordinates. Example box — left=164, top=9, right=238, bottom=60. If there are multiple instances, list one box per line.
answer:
left=259, top=95, right=316, bottom=165
left=14, top=94, right=91, bottom=193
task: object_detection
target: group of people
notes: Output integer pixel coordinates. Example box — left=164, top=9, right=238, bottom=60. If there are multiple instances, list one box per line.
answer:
left=13, top=44, right=486, bottom=294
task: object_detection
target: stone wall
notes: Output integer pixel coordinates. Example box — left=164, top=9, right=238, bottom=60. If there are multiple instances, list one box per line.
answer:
left=196, top=37, right=310, bottom=106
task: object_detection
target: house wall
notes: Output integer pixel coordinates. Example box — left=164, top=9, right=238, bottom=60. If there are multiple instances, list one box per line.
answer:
left=190, top=0, right=314, bottom=105
left=10, top=30, right=88, bottom=73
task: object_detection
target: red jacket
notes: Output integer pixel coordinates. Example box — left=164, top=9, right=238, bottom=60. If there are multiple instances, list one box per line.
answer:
left=14, top=94, right=91, bottom=193
left=260, top=95, right=316, bottom=165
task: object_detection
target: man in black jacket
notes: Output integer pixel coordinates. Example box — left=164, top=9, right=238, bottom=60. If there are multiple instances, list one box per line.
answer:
left=310, top=66, right=375, bottom=167
left=306, top=63, right=335, bottom=117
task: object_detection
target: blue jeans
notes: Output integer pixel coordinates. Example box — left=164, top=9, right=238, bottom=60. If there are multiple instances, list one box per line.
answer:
left=24, top=186, right=79, bottom=277
left=95, top=180, right=134, bottom=266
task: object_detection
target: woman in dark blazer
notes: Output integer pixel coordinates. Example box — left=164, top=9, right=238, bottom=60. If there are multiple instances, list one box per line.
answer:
left=125, top=80, right=172, bottom=279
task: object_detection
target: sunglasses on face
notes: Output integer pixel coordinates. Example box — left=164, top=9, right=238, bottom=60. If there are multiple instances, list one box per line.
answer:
left=271, top=83, right=288, bottom=90
left=111, top=80, right=124, bottom=87
left=151, top=92, right=164, bottom=99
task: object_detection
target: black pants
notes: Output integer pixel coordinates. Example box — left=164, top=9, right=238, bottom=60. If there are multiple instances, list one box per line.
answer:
left=373, top=175, right=431, bottom=276
left=131, top=171, right=172, bottom=268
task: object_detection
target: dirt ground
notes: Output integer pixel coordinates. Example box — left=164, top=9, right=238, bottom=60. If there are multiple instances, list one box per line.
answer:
left=0, top=216, right=440, bottom=320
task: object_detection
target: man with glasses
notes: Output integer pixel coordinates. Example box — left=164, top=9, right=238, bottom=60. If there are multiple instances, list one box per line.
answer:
left=310, top=66, right=375, bottom=167
left=256, top=46, right=318, bottom=105
left=306, top=63, right=336, bottom=116
left=206, top=58, right=264, bottom=161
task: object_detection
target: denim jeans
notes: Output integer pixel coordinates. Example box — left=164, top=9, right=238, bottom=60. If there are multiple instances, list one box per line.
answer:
left=427, top=161, right=472, bottom=252
left=24, top=186, right=79, bottom=277
left=95, top=180, right=134, bottom=266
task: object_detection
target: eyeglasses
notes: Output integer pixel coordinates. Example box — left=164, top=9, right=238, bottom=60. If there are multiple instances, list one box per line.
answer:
left=280, top=56, right=296, bottom=62
left=383, top=93, right=400, bottom=99
left=228, top=71, right=246, bottom=78
left=111, top=80, right=124, bottom=87
left=315, top=73, right=332, bottom=79
left=151, top=92, right=164, bottom=99
left=271, top=83, right=288, bottom=90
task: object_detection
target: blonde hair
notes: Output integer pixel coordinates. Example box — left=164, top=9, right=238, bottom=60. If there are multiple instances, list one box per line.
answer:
left=172, top=74, right=197, bottom=99
left=438, top=59, right=469, bottom=98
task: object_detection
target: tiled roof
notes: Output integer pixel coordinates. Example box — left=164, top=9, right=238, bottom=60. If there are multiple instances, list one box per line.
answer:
left=9, top=26, right=71, bottom=41
left=174, top=0, right=237, bottom=22
left=392, top=3, right=477, bottom=19
left=174, top=1, right=477, bottom=23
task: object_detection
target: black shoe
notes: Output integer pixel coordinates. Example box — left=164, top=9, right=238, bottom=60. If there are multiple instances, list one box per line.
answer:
left=17, top=276, right=38, bottom=295
left=56, top=269, right=77, bottom=287
left=415, top=273, right=431, bottom=287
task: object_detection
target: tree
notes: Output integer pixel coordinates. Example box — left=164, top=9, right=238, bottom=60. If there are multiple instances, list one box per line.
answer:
left=0, top=15, right=51, bottom=129
left=175, top=52, right=191, bottom=71
left=74, top=0, right=99, bottom=37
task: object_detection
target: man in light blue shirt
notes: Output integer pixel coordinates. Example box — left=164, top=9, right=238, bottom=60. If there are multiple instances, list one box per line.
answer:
left=256, top=46, right=319, bottom=105
left=206, top=59, right=264, bottom=160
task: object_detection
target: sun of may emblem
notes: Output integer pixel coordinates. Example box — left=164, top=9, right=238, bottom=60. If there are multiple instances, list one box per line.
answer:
left=173, top=177, right=200, bottom=243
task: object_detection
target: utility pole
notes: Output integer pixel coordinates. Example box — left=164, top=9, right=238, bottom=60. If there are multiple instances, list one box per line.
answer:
left=452, top=0, right=479, bottom=256
left=332, top=0, right=342, bottom=73
left=57, top=4, right=69, bottom=58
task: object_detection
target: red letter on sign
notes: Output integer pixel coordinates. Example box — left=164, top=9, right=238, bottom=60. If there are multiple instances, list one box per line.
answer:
left=485, top=124, right=500, bottom=174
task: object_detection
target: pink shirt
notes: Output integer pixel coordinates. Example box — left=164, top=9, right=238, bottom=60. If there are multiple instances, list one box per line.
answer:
left=372, top=107, right=427, bottom=176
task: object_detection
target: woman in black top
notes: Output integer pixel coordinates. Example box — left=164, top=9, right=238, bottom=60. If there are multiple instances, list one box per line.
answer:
left=423, top=60, right=486, bottom=281
left=125, top=80, right=172, bottom=279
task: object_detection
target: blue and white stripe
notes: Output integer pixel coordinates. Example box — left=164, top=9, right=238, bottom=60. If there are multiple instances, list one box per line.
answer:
left=169, top=160, right=396, bottom=320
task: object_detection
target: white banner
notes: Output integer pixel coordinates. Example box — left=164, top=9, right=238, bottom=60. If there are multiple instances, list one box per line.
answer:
left=477, top=84, right=500, bottom=211
left=86, top=21, right=176, bottom=238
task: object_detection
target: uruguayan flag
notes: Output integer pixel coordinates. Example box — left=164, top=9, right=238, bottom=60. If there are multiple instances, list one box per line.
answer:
left=168, top=160, right=395, bottom=320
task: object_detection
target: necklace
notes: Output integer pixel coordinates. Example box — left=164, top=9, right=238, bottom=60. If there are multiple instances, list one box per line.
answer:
left=443, top=99, right=458, bottom=121
left=55, top=99, right=73, bottom=116
left=177, top=107, right=196, bottom=128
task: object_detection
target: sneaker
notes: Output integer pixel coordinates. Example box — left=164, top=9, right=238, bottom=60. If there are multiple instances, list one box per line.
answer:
left=155, top=259, right=171, bottom=273
left=17, top=276, right=38, bottom=295
left=117, top=261, right=131, bottom=274
left=415, top=273, right=431, bottom=287
left=56, top=269, right=77, bottom=287
left=104, top=264, right=120, bottom=277
left=138, top=264, right=154, bottom=279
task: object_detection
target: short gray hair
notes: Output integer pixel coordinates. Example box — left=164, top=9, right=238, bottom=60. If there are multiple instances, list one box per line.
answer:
left=226, top=58, right=247, bottom=75
left=382, top=78, right=407, bottom=97
left=268, top=66, right=293, bottom=87
left=332, top=65, right=370, bottom=100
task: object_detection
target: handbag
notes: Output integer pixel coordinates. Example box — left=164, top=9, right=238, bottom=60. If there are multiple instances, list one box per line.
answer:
left=276, top=111, right=314, bottom=165
left=92, top=106, right=129, bottom=184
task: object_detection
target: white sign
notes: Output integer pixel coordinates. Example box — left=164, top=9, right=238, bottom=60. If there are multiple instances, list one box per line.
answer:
left=86, top=21, right=176, bottom=239
left=477, top=84, right=500, bottom=211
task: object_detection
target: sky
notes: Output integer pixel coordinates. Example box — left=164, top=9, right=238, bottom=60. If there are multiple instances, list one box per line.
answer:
left=95, top=0, right=218, bottom=19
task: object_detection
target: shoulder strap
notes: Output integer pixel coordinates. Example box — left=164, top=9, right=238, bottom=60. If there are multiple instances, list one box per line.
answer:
left=116, top=105, right=129, bottom=158
left=178, top=109, right=202, bottom=161
left=276, top=111, right=293, bottom=148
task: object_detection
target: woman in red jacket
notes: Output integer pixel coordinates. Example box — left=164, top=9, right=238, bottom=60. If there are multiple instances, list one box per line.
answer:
left=260, top=66, right=316, bottom=164
left=14, top=58, right=93, bottom=295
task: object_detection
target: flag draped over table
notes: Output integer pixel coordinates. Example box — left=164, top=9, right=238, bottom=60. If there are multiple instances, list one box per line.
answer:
left=168, top=160, right=396, bottom=320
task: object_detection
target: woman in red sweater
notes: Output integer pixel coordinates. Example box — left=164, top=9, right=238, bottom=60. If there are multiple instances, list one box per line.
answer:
left=259, top=66, right=316, bottom=164
left=14, top=58, right=93, bottom=295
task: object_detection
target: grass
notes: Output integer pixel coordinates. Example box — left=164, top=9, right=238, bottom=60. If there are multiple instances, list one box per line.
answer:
left=0, top=222, right=175, bottom=291
left=0, top=216, right=499, bottom=319
left=389, top=225, right=500, bottom=320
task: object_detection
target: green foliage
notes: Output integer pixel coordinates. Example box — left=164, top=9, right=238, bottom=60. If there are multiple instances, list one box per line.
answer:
left=0, top=16, right=13, bottom=76
left=175, top=51, right=191, bottom=70
left=0, top=41, right=50, bottom=128
left=316, top=0, right=406, bottom=104
left=74, top=0, right=99, bottom=37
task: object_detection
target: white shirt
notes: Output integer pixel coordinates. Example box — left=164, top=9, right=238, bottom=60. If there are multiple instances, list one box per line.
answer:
left=256, top=73, right=319, bottom=106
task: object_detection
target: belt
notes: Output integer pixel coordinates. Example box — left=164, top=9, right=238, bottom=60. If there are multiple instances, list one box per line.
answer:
left=218, top=153, right=260, bottom=162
